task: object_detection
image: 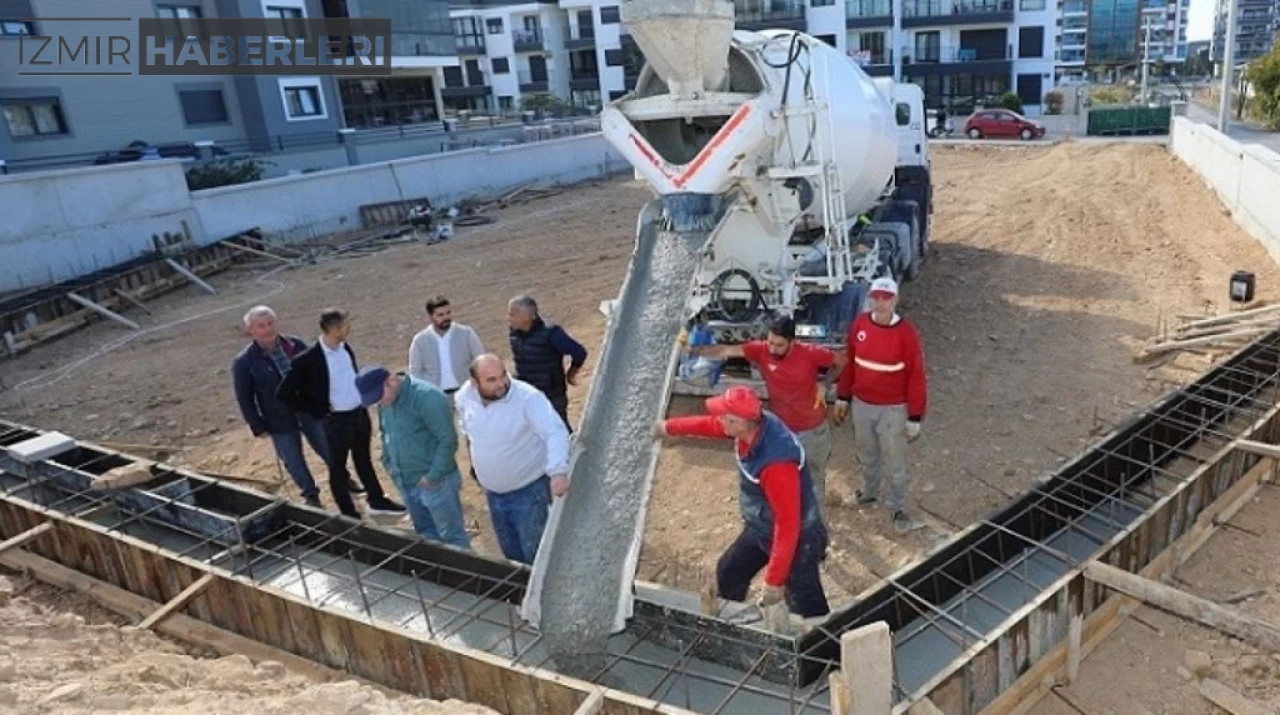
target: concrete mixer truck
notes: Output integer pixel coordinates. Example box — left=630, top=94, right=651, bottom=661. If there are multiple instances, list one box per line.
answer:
left=602, top=0, right=933, bottom=396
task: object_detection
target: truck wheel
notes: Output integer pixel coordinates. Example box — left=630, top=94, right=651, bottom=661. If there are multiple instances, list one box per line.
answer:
left=967, top=127, right=982, bottom=139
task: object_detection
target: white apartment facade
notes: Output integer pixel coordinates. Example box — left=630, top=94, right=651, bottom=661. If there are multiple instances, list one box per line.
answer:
left=1056, top=0, right=1191, bottom=84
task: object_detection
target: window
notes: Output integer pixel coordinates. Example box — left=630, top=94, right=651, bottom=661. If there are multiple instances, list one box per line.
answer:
left=178, top=87, right=228, bottom=125
left=811, top=0, right=835, bottom=6
left=278, top=79, right=326, bottom=120
left=3, top=98, right=68, bottom=138
left=895, top=103, right=911, bottom=126
left=492, top=57, right=510, bottom=74
left=498, top=95, right=514, bottom=110
left=1019, top=0, right=1045, bottom=10
left=156, top=5, right=202, bottom=18
left=815, top=34, right=837, bottom=47
left=1018, top=26, right=1044, bottom=57
left=599, top=6, right=620, bottom=23
left=604, top=48, right=624, bottom=66
left=1016, top=73, right=1042, bottom=105
left=486, top=18, right=503, bottom=34
left=1, top=20, right=34, bottom=35
left=265, top=6, right=303, bottom=18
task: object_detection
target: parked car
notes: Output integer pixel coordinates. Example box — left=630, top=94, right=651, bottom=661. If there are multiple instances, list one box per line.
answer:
left=962, top=109, right=1046, bottom=141
left=92, top=140, right=231, bottom=165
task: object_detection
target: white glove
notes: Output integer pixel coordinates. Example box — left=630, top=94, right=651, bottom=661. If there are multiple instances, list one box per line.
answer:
left=905, top=421, right=921, bottom=441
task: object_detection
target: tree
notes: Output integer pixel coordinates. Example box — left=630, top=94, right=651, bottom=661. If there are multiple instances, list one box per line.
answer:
left=185, top=157, right=268, bottom=191
left=999, top=91, right=1023, bottom=114
left=1044, top=90, right=1065, bottom=115
left=1243, top=45, right=1280, bottom=129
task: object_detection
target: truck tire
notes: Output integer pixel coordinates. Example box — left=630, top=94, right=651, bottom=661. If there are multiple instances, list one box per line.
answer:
left=880, top=200, right=921, bottom=281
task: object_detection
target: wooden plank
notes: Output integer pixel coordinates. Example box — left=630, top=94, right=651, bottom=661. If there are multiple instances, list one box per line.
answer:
left=113, top=288, right=154, bottom=315
left=905, top=697, right=945, bottom=715
left=829, top=672, right=852, bottom=715
left=137, top=573, right=215, bottom=629
left=1198, top=677, right=1273, bottom=715
left=572, top=689, right=604, bottom=715
left=221, top=240, right=295, bottom=264
left=1065, top=615, right=1082, bottom=685
left=66, top=291, right=140, bottom=330
left=841, top=622, right=892, bottom=715
left=164, top=258, right=217, bottom=294
left=0, top=521, right=53, bottom=555
left=1083, top=561, right=1280, bottom=653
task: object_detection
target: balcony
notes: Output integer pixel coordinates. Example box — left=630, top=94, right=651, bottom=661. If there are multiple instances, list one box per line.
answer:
left=1062, top=0, right=1087, bottom=13
left=564, top=27, right=595, bottom=49
left=441, top=84, right=492, bottom=98
left=846, top=0, right=892, bottom=27
left=513, top=28, right=544, bottom=52
left=570, top=68, right=599, bottom=91
left=735, top=1, right=806, bottom=30
left=902, top=0, right=1014, bottom=27
left=455, top=36, right=485, bottom=54
left=848, top=48, right=894, bottom=75
left=518, top=70, right=549, bottom=92
left=903, top=44, right=1013, bottom=73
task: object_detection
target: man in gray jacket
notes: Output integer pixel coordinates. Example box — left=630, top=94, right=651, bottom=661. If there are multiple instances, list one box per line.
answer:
left=408, top=296, right=485, bottom=399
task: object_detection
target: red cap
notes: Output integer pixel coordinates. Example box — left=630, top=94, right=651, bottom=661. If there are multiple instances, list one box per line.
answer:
left=706, top=385, right=762, bottom=421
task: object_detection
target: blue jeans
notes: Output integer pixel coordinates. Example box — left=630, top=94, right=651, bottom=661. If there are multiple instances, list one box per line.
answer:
left=398, top=471, right=471, bottom=550
left=269, top=414, right=329, bottom=499
left=485, top=475, right=551, bottom=565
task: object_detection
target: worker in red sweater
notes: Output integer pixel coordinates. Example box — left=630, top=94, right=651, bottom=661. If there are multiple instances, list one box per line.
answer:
left=686, top=314, right=845, bottom=511
left=653, top=385, right=830, bottom=625
left=833, top=276, right=928, bottom=535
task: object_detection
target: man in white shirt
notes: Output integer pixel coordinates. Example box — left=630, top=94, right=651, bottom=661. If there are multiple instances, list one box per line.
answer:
left=455, top=354, right=571, bottom=565
left=407, top=296, right=485, bottom=399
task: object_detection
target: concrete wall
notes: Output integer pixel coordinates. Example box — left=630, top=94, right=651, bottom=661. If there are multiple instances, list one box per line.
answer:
left=194, top=132, right=627, bottom=242
left=1170, top=117, right=1280, bottom=262
left=0, top=160, right=206, bottom=292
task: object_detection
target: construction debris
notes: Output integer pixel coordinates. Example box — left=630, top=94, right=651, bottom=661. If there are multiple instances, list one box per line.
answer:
left=1198, top=677, right=1273, bottom=715
left=1139, top=303, right=1280, bottom=361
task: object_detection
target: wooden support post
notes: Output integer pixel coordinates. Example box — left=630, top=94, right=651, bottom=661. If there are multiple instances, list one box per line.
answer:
left=829, top=673, right=852, bottom=715
left=1065, top=614, right=1083, bottom=685
left=1083, top=561, right=1280, bottom=653
left=66, top=292, right=140, bottom=331
left=841, top=622, right=893, bottom=715
left=113, top=287, right=154, bottom=315
left=906, top=696, right=946, bottom=715
left=221, top=240, right=294, bottom=264
left=571, top=689, right=604, bottom=715
left=0, top=522, right=53, bottom=555
left=136, top=573, right=215, bottom=630
left=1235, top=439, right=1280, bottom=460
left=164, top=258, right=216, bottom=294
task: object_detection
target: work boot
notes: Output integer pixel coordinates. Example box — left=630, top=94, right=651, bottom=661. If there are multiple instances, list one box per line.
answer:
left=303, top=494, right=323, bottom=509
left=348, top=480, right=366, bottom=494
left=366, top=498, right=406, bottom=516
left=892, top=510, right=922, bottom=534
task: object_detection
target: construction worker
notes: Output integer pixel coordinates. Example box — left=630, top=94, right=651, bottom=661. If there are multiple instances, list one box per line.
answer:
left=653, top=385, right=830, bottom=624
left=455, top=354, right=571, bottom=565
left=687, top=314, right=845, bottom=508
left=506, top=295, right=587, bottom=430
left=832, top=276, right=927, bottom=534
left=359, top=367, right=471, bottom=550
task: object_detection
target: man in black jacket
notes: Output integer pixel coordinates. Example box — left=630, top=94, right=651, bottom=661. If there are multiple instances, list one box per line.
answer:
left=231, top=306, right=331, bottom=508
left=506, top=295, right=587, bottom=430
left=276, top=308, right=405, bottom=519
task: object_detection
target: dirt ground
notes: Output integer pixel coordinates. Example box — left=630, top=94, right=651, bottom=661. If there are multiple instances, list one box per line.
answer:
left=2, top=140, right=1279, bottom=709
left=0, top=571, right=497, bottom=714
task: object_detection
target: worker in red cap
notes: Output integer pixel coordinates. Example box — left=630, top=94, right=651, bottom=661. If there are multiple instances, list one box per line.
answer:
left=833, top=276, right=928, bottom=534
left=653, top=385, right=830, bottom=624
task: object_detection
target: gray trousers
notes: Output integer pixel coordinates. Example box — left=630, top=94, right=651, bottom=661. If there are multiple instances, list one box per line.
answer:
left=796, top=420, right=832, bottom=508
left=851, top=399, right=910, bottom=512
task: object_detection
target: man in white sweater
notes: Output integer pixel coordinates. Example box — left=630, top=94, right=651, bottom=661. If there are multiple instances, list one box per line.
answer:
left=455, top=354, right=571, bottom=565
left=407, top=296, right=485, bottom=399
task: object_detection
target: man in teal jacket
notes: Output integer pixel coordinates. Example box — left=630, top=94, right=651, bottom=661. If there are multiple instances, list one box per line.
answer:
left=356, top=366, right=470, bottom=550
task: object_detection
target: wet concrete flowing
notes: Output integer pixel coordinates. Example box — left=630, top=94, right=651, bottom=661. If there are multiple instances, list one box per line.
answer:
left=525, top=196, right=725, bottom=663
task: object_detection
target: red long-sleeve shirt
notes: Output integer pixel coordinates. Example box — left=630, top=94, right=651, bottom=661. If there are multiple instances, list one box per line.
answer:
left=836, top=311, right=927, bottom=421
left=663, top=415, right=801, bottom=587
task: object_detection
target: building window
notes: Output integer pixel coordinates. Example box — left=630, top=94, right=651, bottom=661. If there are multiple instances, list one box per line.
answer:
left=811, top=0, right=835, bottom=6
left=265, top=6, right=304, bottom=19
left=1, top=20, right=35, bottom=35
left=3, top=98, right=69, bottom=138
left=1019, top=0, right=1046, bottom=10
left=178, top=88, right=229, bottom=125
left=486, top=18, right=503, bottom=34
left=156, top=5, right=202, bottom=18
left=599, top=6, right=620, bottom=23
left=604, top=48, right=624, bottom=66
left=278, top=79, right=326, bottom=120
left=492, top=57, right=510, bottom=73
left=1018, top=26, right=1044, bottom=57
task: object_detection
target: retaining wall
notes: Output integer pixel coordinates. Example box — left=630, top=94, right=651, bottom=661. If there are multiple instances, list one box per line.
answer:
left=1169, top=116, right=1280, bottom=262
left=0, top=134, right=627, bottom=293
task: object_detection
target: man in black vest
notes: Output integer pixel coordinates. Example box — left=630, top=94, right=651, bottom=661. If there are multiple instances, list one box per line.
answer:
left=276, top=308, right=405, bottom=520
left=506, top=295, right=587, bottom=429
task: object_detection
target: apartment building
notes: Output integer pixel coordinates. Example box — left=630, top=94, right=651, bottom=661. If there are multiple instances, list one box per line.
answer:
left=1212, top=0, right=1278, bottom=65
left=1056, top=0, right=1190, bottom=83
left=0, top=0, right=454, bottom=168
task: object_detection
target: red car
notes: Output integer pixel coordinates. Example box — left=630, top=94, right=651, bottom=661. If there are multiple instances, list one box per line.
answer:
left=963, top=109, right=1046, bottom=140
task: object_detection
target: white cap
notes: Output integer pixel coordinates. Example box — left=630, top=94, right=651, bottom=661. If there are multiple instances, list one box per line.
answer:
left=868, top=276, right=899, bottom=298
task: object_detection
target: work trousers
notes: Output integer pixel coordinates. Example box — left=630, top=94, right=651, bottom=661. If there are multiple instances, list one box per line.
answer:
left=796, top=419, right=833, bottom=509
left=268, top=413, right=329, bottom=499
left=716, top=525, right=830, bottom=618
left=323, top=408, right=390, bottom=518
left=485, top=475, right=552, bottom=565
left=851, top=399, right=910, bottom=513
left=398, top=470, right=471, bottom=551
left=546, top=390, right=572, bottom=433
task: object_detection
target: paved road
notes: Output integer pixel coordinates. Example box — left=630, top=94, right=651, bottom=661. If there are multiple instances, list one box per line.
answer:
left=1184, top=101, right=1280, bottom=155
